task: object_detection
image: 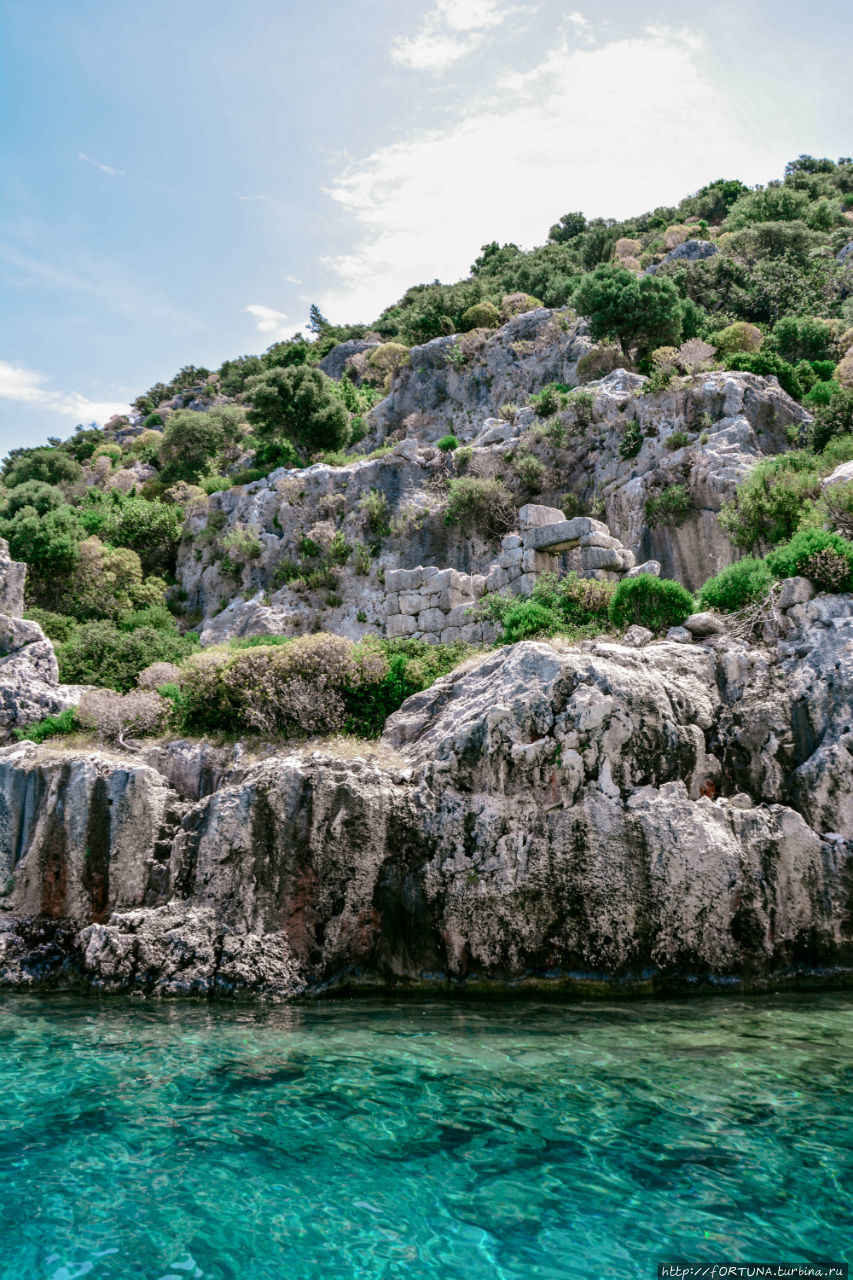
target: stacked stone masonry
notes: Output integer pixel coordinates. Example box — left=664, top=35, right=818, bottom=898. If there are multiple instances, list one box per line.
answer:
left=383, top=504, right=661, bottom=643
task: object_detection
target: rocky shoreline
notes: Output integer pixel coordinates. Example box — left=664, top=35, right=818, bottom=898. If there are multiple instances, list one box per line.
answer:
left=2, top=584, right=851, bottom=1000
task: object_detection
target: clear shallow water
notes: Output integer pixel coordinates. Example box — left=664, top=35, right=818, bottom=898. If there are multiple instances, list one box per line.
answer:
left=0, top=994, right=851, bottom=1280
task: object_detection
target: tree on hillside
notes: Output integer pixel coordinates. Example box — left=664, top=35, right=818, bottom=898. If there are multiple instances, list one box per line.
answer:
left=246, top=365, right=350, bottom=461
left=548, top=212, right=587, bottom=243
left=158, top=406, right=245, bottom=483
left=2, top=446, right=82, bottom=489
left=573, top=263, right=683, bottom=356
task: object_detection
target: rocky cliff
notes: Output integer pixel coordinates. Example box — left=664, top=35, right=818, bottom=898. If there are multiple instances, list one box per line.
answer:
left=1, top=584, right=850, bottom=998
left=174, top=312, right=810, bottom=644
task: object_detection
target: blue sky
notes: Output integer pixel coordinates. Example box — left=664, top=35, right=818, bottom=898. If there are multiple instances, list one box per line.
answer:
left=1, top=0, right=851, bottom=452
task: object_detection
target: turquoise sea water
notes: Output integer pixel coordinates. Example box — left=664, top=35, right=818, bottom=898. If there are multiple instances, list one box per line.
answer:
left=0, top=993, right=851, bottom=1280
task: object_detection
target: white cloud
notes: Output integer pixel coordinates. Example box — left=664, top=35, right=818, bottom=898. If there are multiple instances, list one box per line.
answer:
left=566, top=11, right=590, bottom=29
left=77, top=151, right=124, bottom=177
left=319, top=27, right=806, bottom=322
left=244, top=303, right=291, bottom=341
left=0, top=359, right=129, bottom=424
left=392, top=0, right=513, bottom=71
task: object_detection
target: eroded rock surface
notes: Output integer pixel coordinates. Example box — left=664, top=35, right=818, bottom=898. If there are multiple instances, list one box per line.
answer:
left=1, top=593, right=851, bottom=998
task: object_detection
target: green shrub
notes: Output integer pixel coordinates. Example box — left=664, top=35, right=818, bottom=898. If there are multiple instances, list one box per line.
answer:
left=23, top=608, right=78, bottom=643
left=664, top=430, right=691, bottom=451
left=804, top=379, right=840, bottom=408
left=158, top=406, right=245, bottom=484
left=359, top=489, right=390, bottom=536
left=497, top=600, right=562, bottom=643
left=512, top=453, right=547, bottom=492
left=2, top=447, right=83, bottom=489
left=719, top=452, right=821, bottom=549
left=437, top=434, right=460, bottom=452
left=566, top=389, right=596, bottom=429
left=12, top=707, right=79, bottom=744
left=619, top=421, right=643, bottom=459
left=712, top=322, right=763, bottom=357
left=575, top=345, right=624, bottom=384
left=811, top=390, right=853, bottom=452
left=608, top=576, right=694, bottom=632
left=530, top=382, right=572, bottom=417
left=474, top=571, right=613, bottom=644
left=769, top=315, right=837, bottom=364
left=444, top=476, right=516, bottom=540
left=459, top=301, right=500, bottom=331
left=57, top=622, right=196, bottom=692
left=175, top=634, right=474, bottom=740
left=766, top=529, right=853, bottom=590
left=644, top=484, right=691, bottom=527
left=697, top=558, right=774, bottom=612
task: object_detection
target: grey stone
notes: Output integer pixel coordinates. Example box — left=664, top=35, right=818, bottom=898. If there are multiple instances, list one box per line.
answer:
left=836, top=241, right=853, bottom=264
left=501, top=535, right=522, bottom=550
left=580, top=546, right=624, bottom=571
left=318, top=339, right=380, bottom=381
left=526, top=517, right=609, bottom=552
left=666, top=626, right=693, bottom=643
left=645, top=239, right=718, bottom=275
left=0, top=541, right=25, bottom=619
left=398, top=592, right=421, bottom=616
left=418, top=608, right=445, bottom=633
left=683, top=612, right=724, bottom=637
left=518, top=503, right=565, bottom=530
left=387, top=613, right=417, bottom=637
left=623, top=625, right=654, bottom=647
left=778, top=577, right=816, bottom=609
left=626, top=561, right=661, bottom=578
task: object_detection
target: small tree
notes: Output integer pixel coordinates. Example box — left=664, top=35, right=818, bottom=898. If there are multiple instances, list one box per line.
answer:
left=76, top=688, right=169, bottom=749
left=2, top=447, right=83, bottom=489
left=246, top=366, right=350, bottom=462
left=158, top=406, right=245, bottom=483
left=678, top=338, right=716, bottom=374
left=573, top=264, right=682, bottom=357
left=548, top=211, right=587, bottom=244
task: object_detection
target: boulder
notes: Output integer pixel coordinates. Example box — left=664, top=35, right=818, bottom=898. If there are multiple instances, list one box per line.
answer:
left=623, top=625, right=653, bottom=647
left=683, top=612, right=724, bottom=637
left=645, top=239, right=718, bottom=275
left=318, top=339, right=380, bottom=381
left=778, top=577, right=816, bottom=609
left=836, top=241, right=853, bottom=264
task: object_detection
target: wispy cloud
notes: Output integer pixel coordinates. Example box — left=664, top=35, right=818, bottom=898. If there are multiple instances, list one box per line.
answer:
left=0, top=241, right=205, bottom=333
left=320, top=27, right=805, bottom=322
left=237, top=193, right=273, bottom=203
left=244, top=303, right=292, bottom=341
left=0, top=359, right=129, bottom=424
left=77, top=151, right=124, bottom=177
left=392, top=0, right=514, bottom=71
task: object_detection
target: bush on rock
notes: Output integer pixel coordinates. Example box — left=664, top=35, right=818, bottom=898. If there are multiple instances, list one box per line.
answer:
left=608, top=576, right=694, bottom=632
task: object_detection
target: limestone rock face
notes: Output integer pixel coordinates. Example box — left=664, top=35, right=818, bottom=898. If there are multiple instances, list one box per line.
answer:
left=1, top=604, right=851, bottom=997
left=365, top=309, right=592, bottom=443
left=318, top=339, right=380, bottom=381
left=0, top=615, right=86, bottom=742
left=0, top=539, right=26, bottom=618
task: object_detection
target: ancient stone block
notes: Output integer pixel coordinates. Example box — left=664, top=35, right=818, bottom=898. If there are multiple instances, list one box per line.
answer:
left=518, top=503, right=565, bottom=530
left=386, top=613, right=417, bottom=637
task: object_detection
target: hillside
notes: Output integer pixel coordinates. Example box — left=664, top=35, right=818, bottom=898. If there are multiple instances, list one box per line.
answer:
left=0, top=153, right=852, bottom=995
